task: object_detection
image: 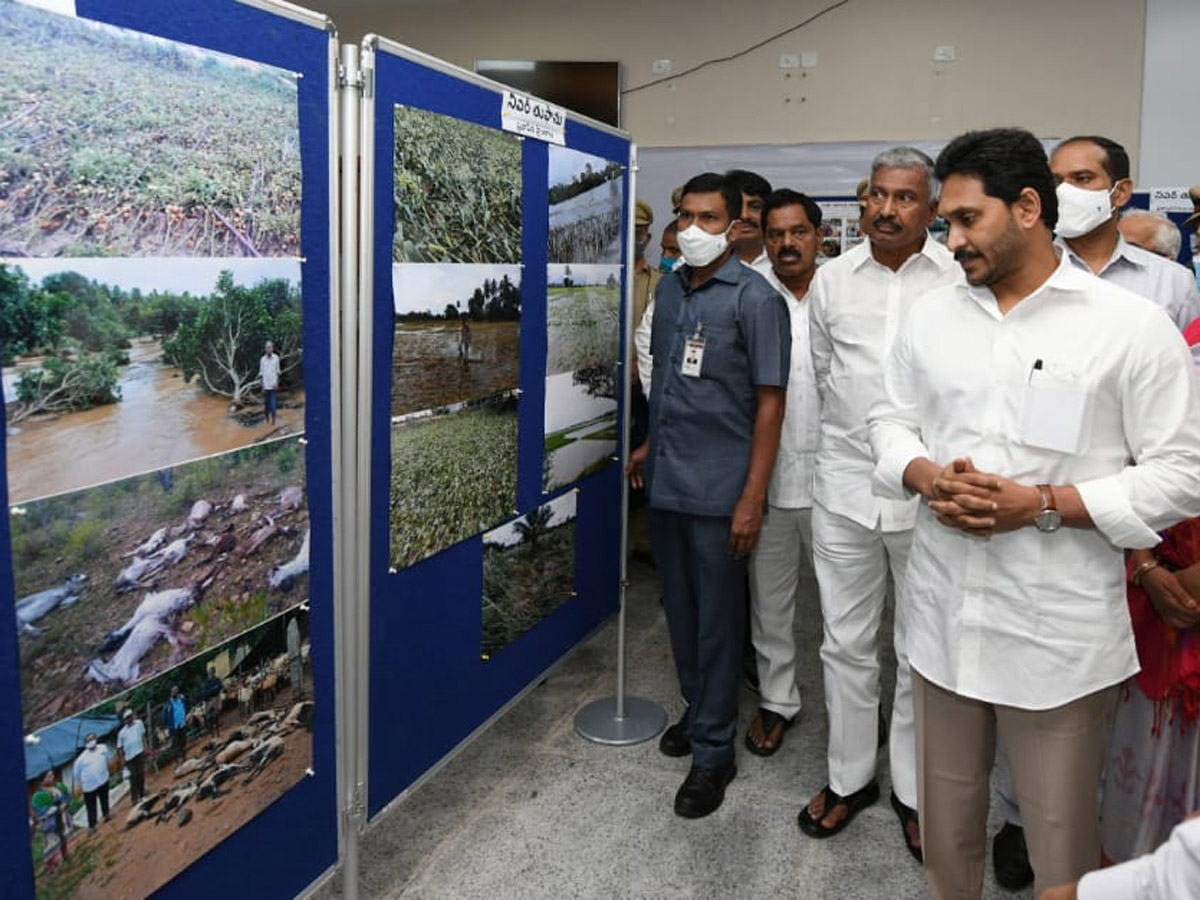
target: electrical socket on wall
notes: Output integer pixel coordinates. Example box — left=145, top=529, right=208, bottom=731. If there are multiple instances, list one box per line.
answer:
left=933, top=45, right=956, bottom=62
left=652, top=59, right=672, bottom=75
left=779, top=53, right=800, bottom=69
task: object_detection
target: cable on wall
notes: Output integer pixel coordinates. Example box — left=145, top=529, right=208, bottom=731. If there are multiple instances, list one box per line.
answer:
left=621, top=0, right=851, bottom=95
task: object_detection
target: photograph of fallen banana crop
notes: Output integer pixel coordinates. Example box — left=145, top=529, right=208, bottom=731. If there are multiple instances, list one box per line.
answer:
left=11, top=435, right=310, bottom=736
left=392, top=104, right=522, bottom=264
left=0, top=0, right=302, bottom=258
left=1, top=257, right=304, bottom=505
left=25, top=608, right=313, bottom=900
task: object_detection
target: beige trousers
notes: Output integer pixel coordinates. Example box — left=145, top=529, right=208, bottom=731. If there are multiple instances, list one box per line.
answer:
left=912, top=670, right=1117, bottom=900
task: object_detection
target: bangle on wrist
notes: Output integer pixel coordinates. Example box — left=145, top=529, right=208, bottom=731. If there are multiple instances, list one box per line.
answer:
left=1131, top=559, right=1160, bottom=586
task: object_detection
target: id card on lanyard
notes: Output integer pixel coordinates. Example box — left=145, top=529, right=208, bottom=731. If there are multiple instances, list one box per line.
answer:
left=682, top=321, right=705, bottom=377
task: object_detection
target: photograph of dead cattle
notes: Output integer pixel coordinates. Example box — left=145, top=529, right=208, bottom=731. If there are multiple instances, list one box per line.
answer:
left=24, top=610, right=313, bottom=900
left=1, top=258, right=304, bottom=504
left=392, top=104, right=522, bottom=264
left=545, top=263, right=620, bottom=376
left=0, top=0, right=301, bottom=258
left=11, top=435, right=310, bottom=736
left=390, top=390, right=518, bottom=570
left=481, top=492, right=577, bottom=658
left=547, top=145, right=623, bottom=265
left=391, top=263, right=520, bottom=418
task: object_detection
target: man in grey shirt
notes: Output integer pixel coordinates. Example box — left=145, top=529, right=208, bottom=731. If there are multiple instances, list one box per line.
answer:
left=628, top=171, right=789, bottom=819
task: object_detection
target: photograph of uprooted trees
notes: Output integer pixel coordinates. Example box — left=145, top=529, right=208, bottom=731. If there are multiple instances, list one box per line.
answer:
left=392, top=104, right=522, bottom=264
left=11, top=435, right=310, bottom=736
left=547, top=145, right=623, bottom=265
left=481, top=492, right=577, bottom=658
left=390, top=390, right=518, bottom=570
left=24, top=609, right=313, bottom=900
left=1, top=258, right=304, bottom=504
left=391, top=263, right=520, bottom=418
left=0, top=0, right=301, bottom=258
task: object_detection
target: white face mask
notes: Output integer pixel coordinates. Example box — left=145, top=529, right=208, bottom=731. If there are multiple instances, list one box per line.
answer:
left=1055, top=182, right=1116, bottom=239
left=676, top=223, right=731, bottom=268
left=86, top=739, right=97, bottom=750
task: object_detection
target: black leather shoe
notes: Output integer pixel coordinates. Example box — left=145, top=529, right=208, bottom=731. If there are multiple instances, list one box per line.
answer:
left=674, top=761, right=737, bottom=818
left=993, top=822, right=1034, bottom=890
left=658, top=709, right=691, bottom=757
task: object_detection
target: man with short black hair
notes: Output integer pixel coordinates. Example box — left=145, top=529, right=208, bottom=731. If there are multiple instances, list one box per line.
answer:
left=725, top=169, right=773, bottom=277
left=628, top=171, right=789, bottom=819
left=744, top=189, right=822, bottom=758
left=869, top=126, right=1200, bottom=900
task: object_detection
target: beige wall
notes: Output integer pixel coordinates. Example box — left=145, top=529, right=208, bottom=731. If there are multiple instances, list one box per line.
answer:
left=325, top=0, right=1145, bottom=167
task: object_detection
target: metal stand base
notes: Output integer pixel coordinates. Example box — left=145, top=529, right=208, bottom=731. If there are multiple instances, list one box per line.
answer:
left=574, top=696, right=666, bottom=746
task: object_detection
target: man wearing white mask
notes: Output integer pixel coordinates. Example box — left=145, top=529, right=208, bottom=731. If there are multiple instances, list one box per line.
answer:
left=72, top=732, right=112, bottom=833
left=988, top=135, right=1200, bottom=892
left=627, top=171, right=790, bottom=819
left=1051, top=136, right=1200, bottom=330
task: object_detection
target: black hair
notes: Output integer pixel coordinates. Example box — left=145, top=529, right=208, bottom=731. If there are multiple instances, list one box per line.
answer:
left=761, top=188, right=823, bottom=231
left=934, top=128, right=1058, bottom=230
left=725, top=169, right=773, bottom=200
left=679, top=172, right=742, bottom=223
left=662, top=219, right=679, bottom=235
left=1055, top=135, right=1131, bottom=183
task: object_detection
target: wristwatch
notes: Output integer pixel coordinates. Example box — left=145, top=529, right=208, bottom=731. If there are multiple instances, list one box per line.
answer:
left=1033, top=484, right=1061, bottom=533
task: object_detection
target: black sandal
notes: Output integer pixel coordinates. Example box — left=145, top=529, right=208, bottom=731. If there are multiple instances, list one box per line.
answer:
left=890, top=791, right=923, bottom=863
left=744, top=708, right=793, bottom=757
left=796, top=780, right=880, bottom=838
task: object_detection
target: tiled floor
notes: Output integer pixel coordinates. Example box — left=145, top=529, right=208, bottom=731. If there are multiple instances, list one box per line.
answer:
left=311, top=550, right=1032, bottom=900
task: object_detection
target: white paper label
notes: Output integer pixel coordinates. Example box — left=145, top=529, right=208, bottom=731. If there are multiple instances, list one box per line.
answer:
left=1148, top=187, right=1194, bottom=213
left=500, top=90, right=566, bottom=145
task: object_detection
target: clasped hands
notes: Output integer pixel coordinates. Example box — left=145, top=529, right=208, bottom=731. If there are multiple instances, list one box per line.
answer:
left=924, top=457, right=1040, bottom=537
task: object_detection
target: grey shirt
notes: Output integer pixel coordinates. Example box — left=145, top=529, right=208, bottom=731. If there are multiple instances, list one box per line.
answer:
left=645, top=253, right=790, bottom=517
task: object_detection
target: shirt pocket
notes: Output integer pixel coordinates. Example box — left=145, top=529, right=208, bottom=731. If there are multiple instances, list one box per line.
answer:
left=698, top=324, right=740, bottom=379
left=1018, top=367, right=1095, bottom=455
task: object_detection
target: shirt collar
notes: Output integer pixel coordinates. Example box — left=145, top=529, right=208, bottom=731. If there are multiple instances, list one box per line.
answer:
left=677, top=251, right=746, bottom=287
left=964, top=247, right=1091, bottom=311
left=1056, top=233, right=1145, bottom=276
left=852, top=232, right=949, bottom=273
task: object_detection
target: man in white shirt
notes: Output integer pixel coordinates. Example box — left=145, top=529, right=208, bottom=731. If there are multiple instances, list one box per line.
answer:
left=798, top=147, right=961, bottom=861
left=726, top=169, right=774, bottom=279
left=72, top=732, right=112, bottom=832
left=988, top=134, right=1200, bottom=891
left=744, top=188, right=822, bottom=757
left=260, top=340, right=280, bottom=426
left=116, top=708, right=147, bottom=803
left=868, top=127, right=1200, bottom=900
left=1119, top=209, right=1183, bottom=261
left=1050, top=136, right=1200, bottom=330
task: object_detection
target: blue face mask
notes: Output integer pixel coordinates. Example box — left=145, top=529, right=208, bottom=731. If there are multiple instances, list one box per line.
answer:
left=659, top=256, right=678, bottom=273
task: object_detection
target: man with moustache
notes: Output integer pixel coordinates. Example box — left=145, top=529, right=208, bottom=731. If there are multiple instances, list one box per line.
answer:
left=627, top=172, right=789, bottom=818
left=798, top=147, right=960, bottom=861
left=987, top=134, right=1200, bottom=891
left=726, top=169, right=774, bottom=277
left=744, top=189, right=822, bottom=757
left=868, top=127, right=1200, bottom=900
left=1119, top=209, right=1182, bottom=261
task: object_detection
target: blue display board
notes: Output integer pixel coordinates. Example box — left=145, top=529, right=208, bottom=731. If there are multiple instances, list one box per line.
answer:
left=0, top=1, right=337, bottom=897
left=365, top=41, right=630, bottom=814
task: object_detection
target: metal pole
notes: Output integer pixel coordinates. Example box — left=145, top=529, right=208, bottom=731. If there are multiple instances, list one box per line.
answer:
left=575, top=143, right=665, bottom=745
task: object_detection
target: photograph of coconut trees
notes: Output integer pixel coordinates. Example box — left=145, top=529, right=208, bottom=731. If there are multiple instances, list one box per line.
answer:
left=1, top=257, right=303, bottom=504
left=389, top=390, right=518, bottom=570
left=11, top=435, right=310, bottom=736
left=391, top=263, right=520, bottom=418
left=0, top=0, right=301, bottom=258
left=547, top=145, right=623, bottom=265
left=25, top=609, right=313, bottom=900
left=481, top=492, right=576, bottom=658
left=392, top=104, right=522, bottom=264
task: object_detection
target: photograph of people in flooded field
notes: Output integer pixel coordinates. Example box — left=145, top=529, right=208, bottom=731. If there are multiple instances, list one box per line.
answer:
left=391, top=263, right=520, bottom=418
left=547, top=145, right=623, bottom=265
left=392, top=104, right=522, bottom=264
left=11, top=436, right=310, bottom=736
left=0, top=0, right=301, bottom=258
left=0, top=257, right=303, bottom=504
left=390, top=390, right=518, bottom=570
left=543, top=372, right=616, bottom=492
left=24, top=609, right=313, bottom=900
left=546, top=263, right=619, bottom=377
left=481, top=492, right=576, bottom=659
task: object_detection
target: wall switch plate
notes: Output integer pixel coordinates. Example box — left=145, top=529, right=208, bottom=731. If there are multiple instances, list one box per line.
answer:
left=778, top=53, right=800, bottom=69
left=800, top=51, right=818, bottom=68
left=933, top=45, right=956, bottom=62
left=652, top=59, right=672, bottom=75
